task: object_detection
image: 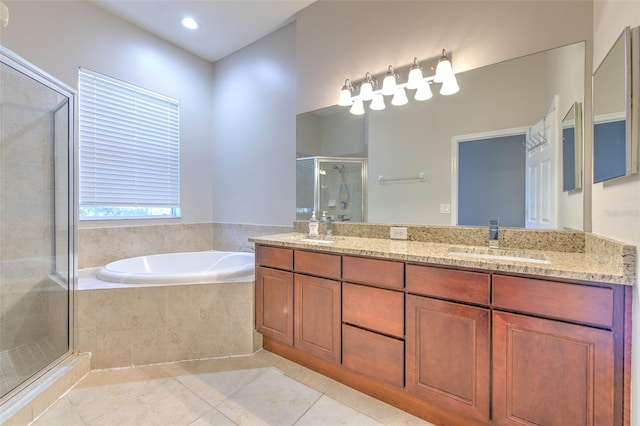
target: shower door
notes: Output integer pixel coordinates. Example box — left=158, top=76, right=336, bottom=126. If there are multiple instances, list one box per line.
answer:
left=318, top=158, right=367, bottom=222
left=0, top=48, right=76, bottom=401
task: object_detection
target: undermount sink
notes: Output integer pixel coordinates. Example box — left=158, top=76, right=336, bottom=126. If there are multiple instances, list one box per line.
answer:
left=447, top=247, right=550, bottom=264
left=298, top=238, right=336, bottom=244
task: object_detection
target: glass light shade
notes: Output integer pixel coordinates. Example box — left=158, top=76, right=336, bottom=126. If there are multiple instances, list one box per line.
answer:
left=391, top=87, right=408, bottom=106
left=359, top=81, right=374, bottom=101
left=381, top=74, right=397, bottom=96
left=406, top=67, right=424, bottom=90
left=338, top=88, right=352, bottom=106
left=350, top=98, right=365, bottom=115
left=381, top=66, right=396, bottom=96
left=370, top=93, right=386, bottom=110
left=414, top=80, right=433, bottom=101
left=434, top=57, right=454, bottom=83
left=440, top=76, right=460, bottom=96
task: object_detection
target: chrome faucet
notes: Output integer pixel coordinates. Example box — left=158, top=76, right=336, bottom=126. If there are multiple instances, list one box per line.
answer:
left=489, top=217, right=499, bottom=248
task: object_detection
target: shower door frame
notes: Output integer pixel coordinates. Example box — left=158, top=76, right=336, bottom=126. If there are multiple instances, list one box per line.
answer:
left=0, top=46, right=78, bottom=405
left=313, top=156, right=368, bottom=223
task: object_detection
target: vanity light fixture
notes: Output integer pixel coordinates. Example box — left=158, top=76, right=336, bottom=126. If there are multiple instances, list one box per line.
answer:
left=406, top=58, right=423, bottom=90
left=338, top=79, right=354, bottom=106
left=381, top=66, right=397, bottom=96
left=350, top=98, right=365, bottom=115
left=370, top=93, right=386, bottom=110
left=391, top=87, right=409, bottom=106
left=180, top=17, right=199, bottom=30
left=338, top=49, right=459, bottom=114
left=359, top=72, right=375, bottom=101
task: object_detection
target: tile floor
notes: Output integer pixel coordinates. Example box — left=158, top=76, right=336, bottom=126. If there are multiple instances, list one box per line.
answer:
left=31, top=350, right=435, bottom=426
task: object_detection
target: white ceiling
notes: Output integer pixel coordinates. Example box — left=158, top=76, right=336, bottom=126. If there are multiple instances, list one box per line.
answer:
left=89, top=0, right=315, bottom=63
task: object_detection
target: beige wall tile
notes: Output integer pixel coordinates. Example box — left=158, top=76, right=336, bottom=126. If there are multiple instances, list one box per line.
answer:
left=132, top=327, right=167, bottom=366
left=93, top=329, right=133, bottom=369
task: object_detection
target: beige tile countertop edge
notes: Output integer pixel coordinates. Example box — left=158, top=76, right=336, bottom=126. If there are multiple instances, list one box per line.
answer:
left=250, top=233, right=636, bottom=286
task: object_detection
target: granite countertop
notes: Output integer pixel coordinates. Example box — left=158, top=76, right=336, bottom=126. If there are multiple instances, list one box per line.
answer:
left=250, top=232, right=636, bottom=286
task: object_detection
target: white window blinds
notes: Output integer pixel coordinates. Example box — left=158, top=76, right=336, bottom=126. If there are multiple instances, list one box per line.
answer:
left=79, top=69, right=180, bottom=209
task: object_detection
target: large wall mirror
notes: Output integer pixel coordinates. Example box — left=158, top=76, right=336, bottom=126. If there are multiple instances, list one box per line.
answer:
left=297, top=41, right=586, bottom=230
left=593, top=26, right=638, bottom=183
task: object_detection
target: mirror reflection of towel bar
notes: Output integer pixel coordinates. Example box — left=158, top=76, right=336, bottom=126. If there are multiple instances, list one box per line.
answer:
left=378, top=172, right=425, bottom=184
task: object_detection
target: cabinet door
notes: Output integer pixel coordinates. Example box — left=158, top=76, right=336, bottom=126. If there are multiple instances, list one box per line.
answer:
left=493, top=311, right=615, bottom=426
left=294, top=274, right=341, bottom=363
left=255, top=266, right=294, bottom=346
left=406, top=295, right=490, bottom=422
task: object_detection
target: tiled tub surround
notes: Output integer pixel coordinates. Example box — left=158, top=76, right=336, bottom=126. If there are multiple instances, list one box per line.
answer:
left=288, top=223, right=636, bottom=285
left=79, top=222, right=292, bottom=269
left=77, top=272, right=260, bottom=369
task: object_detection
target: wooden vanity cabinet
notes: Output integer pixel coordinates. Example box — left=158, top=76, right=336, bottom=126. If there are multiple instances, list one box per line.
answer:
left=255, top=245, right=295, bottom=345
left=294, top=273, right=341, bottom=363
left=293, top=250, right=342, bottom=363
left=492, top=275, right=620, bottom=426
left=406, top=264, right=491, bottom=423
left=341, top=256, right=405, bottom=387
left=256, top=244, right=630, bottom=426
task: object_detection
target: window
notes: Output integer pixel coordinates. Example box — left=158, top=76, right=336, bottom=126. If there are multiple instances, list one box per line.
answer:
left=78, top=68, right=180, bottom=219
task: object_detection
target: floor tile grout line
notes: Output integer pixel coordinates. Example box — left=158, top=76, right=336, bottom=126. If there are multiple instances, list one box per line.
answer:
left=291, top=391, right=326, bottom=426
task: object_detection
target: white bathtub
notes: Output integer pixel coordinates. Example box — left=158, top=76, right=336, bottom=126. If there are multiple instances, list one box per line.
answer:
left=96, top=251, right=255, bottom=285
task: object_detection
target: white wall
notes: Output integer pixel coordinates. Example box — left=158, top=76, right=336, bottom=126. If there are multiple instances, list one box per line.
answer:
left=1, top=0, right=215, bottom=226
left=210, top=23, right=296, bottom=226
left=592, top=2, right=640, bottom=424
left=296, top=0, right=593, bottom=114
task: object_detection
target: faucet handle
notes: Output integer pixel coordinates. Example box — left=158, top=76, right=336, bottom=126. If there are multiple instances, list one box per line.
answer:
left=489, top=217, right=499, bottom=248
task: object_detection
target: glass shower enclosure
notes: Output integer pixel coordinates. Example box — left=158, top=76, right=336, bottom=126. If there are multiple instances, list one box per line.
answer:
left=296, top=156, right=367, bottom=222
left=0, top=47, right=76, bottom=402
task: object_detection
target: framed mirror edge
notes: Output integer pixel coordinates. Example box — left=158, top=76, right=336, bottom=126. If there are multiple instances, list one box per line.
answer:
left=562, top=101, right=583, bottom=192
left=592, top=26, right=639, bottom=184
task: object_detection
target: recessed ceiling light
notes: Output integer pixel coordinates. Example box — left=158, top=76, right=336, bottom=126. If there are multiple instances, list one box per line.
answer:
left=180, top=17, right=199, bottom=31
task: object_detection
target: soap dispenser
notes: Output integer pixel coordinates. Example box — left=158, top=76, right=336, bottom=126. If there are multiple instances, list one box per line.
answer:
left=308, top=211, right=319, bottom=237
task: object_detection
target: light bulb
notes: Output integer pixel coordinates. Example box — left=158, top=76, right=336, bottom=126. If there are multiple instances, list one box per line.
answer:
left=440, top=76, right=460, bottom=96
left=370, top=93, right=386, bottom=110
left=435, top=49, right=454, bottom=83
left=337, top=79, right=353, bottom=106
left=406, top=58, right=423, bottom=90
left=414, top=80, right=433, bottom=101
left=381, top=66, right=397, bottom=96
left=350, top=98, right=365, bottom=115
left=180, top=17, right=199, bottom=30
left=391, top=87, right=408, bottom=106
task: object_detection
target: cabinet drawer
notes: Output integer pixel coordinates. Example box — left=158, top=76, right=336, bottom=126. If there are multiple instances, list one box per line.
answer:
left=343, top=283, right=404, bottom=338
left=256, top=245, right=293, bottom=270
left=343, top=256, right=404, bottom=289
left=406, top=264, right=490, bottom=305
left=342, top=324, right=404, bottom=388
left=493, top=275, right=614, bottom=328
left=294, top=250, right=341, bottom=280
